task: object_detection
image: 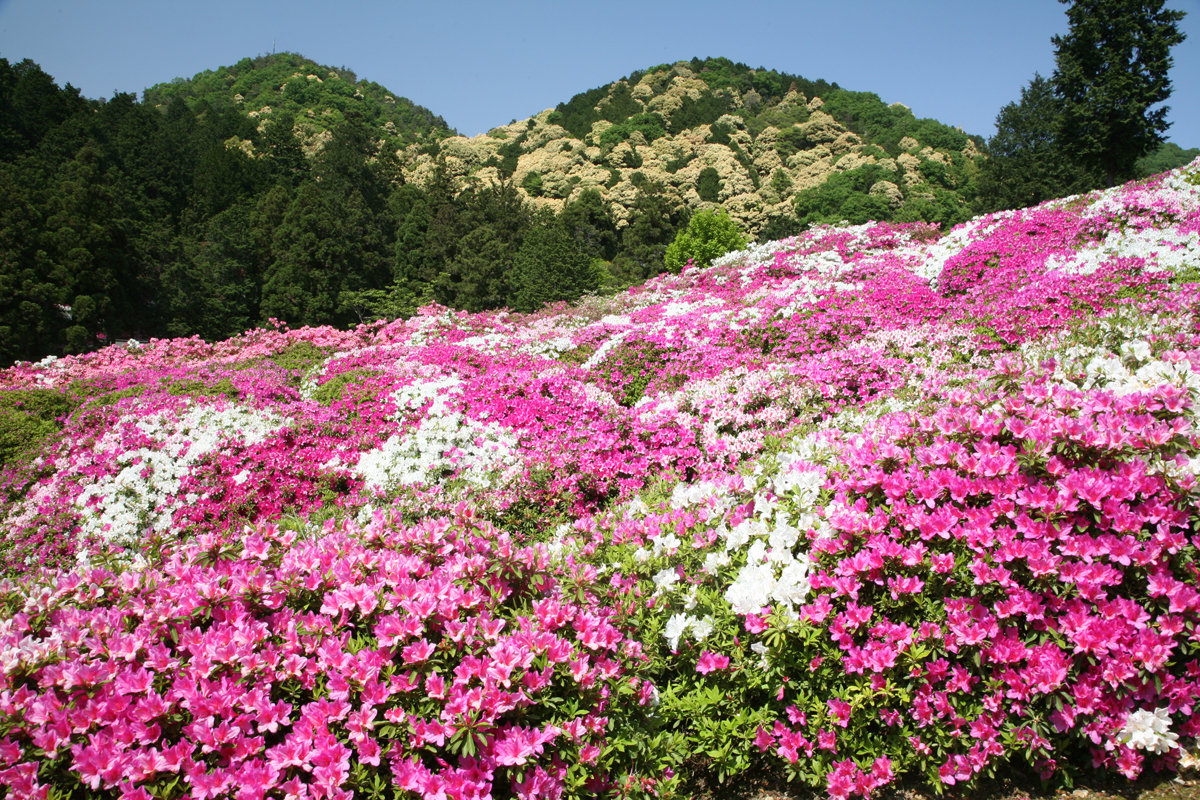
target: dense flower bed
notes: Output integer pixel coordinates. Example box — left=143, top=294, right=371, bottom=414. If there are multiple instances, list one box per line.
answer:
left=1, top=161, right=1200, bottom=798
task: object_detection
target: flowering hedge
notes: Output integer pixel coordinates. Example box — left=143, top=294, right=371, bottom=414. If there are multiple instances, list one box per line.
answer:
left=2, top=161, right=1200, bottom=798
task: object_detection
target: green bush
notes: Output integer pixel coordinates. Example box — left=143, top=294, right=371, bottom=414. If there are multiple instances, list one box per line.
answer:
left=664, top=209, right=748, bottom=273
left=0, top=389, right=78, bottom=469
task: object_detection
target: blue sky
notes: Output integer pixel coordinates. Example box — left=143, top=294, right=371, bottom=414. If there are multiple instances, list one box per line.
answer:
left=1, top=0, right=1197, bottom=147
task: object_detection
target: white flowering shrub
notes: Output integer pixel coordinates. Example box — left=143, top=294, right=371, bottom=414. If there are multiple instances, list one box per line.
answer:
left=356, top=377, right=521, bottom=492
left=74, top=403, right=285, bottom=555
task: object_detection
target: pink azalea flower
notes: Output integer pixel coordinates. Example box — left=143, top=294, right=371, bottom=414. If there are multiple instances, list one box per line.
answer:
left=696, top=651, right=731, bottom=674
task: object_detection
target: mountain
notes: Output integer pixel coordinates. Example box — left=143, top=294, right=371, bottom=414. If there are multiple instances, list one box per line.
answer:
left=142, top=52, right=453, bottom=151
left=400, top=57, right=986, bottom=237
left=3, top=52, right=1189, bottom=369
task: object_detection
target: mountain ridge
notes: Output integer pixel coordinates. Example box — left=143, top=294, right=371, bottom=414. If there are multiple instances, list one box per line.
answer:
left=145, top=53, right=989, bottom=234
left=394, top=56, right=987, bottom=235
left=141, top=52, right=454, bottom=151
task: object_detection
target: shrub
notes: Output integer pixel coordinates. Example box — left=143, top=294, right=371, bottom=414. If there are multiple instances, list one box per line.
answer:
left=664, top=209, right=748, bottom=273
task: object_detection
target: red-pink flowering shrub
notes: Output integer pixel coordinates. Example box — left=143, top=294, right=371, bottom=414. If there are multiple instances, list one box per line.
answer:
left=2, top=159, right=1199, bottom=798
left=0, top=508, right=662, bottom=799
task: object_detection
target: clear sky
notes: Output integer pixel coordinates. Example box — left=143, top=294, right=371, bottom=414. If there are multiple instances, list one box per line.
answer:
left=1, top=0, right=1197, bottom=148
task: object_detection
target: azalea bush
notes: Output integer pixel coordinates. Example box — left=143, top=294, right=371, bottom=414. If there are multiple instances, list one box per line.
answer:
left=1, top=160, right=1199, bottom=798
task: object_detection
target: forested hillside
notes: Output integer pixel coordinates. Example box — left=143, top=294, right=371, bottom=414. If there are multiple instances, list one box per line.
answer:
left=0, top=52, right=1189, bottom=368
left=0, top=53, right=456, bottom=364
left=142, top=52, right=453, bottom=152
left=407, top=57, right=987, bottom=239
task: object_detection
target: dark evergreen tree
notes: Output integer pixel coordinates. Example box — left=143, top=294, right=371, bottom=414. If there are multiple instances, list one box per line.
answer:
left=976, top=75, right=1093, bottom=212
left=0, top=159, right=60, bottom=362
left=261, top=111, right=309, bottom=187
left=190, top=138, right=265, bottom=218
left=162, top=200, right=259, bottom=339
left=611, top=185, right=687, bottom=284
left=511, top=219, right=598, bottom=313
left=0, top=58, right=88, bottom=160
left=757, top=214, right=801, bottom=243
left=1051, top=0, right=1187, bottom=186
left=430, top=181, right=532, bottom=312
left=559, top=188, right=618, bottom=261
left=696, top=167, right=722, bottom=202
left=261, top=182, right=387, bottom=327
left=314, top=112, right=391, bottom=212
left=389, top=182, right=434, bottom=287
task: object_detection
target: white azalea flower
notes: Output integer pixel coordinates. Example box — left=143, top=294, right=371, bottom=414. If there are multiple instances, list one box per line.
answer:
left=652, top=568, right=680, bottom=595
left=664, top=613, right=689, bottom=651
left=1119, top=707, right=1179, bottom=754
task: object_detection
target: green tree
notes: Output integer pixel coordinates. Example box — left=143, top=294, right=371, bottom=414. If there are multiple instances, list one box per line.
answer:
left=0, top=57, right=88, bottom=160
left=1051, top=0, right=1187, bottom=186
left=696, top=166, right=722, bottom=202
left=521, top=170, right=544, bottom=197
left=314, top=112, right=392, bottom=212
left=260, top=182, right=388, bottom=327
left=769, top=168, right=794, bottom=198
left=793, top=166, right=896, bottom=227
left=558, top=188, right=618, bottom=261
left=511, top=219, right=598, bottom=313
left=261, top=111, right=309, bottom=186
left=612, top=186, right=686, bottom=284
left=161, top=200, right=260, bottom=340
left=0, top=160, right=61, bottom=362
left=663, top=209, right=748, bottom=273
left=427, top=180, right=532, bottom=312
left=976, top=74, right=1091, bottom=212
left=1136, top=141, right=1200, bottom=176
left=757, top=214, right=801, bottom=243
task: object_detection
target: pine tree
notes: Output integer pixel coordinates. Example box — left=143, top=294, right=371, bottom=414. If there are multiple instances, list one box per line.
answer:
left=1051, top=0, right=1186, bottom=186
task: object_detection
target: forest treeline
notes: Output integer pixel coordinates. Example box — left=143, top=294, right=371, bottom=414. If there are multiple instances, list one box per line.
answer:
left=1, top=48, right=1195, bottom=366
left=0, top=56, right=685, bottom=365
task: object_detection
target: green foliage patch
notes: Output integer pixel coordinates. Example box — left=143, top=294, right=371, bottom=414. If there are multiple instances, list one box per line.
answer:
left=0, top=388, right=78, bottom=470
left=143, top=53, right=453, bottom=149
left=268, top=340, right=333, bottom=374
left=310, top=368, right=384, bottom=407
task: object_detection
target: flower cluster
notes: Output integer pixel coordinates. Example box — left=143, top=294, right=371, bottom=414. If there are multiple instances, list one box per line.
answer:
left=1, top=159, right=1199, bottom=798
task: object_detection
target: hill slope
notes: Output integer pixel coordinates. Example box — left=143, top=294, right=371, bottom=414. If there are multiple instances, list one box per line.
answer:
left=2, top=160, right=1199, bottom=798
left=401, top=57, right=985, bottom=235
left=143, top=51, right=454, bottom=150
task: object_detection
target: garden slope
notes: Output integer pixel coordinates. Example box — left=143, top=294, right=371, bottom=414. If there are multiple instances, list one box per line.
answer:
left=1, top=162, right=1200, bottom=798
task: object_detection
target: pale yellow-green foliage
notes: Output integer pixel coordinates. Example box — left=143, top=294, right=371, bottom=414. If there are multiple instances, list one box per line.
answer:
left=388, top=75, right=977, bottom=237
left=833, top=151, right=878, bottom=173
left=870, top=180, right=904, bottom=209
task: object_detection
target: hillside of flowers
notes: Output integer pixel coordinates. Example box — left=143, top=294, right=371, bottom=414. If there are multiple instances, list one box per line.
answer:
left=2, top=159, right=1200, bottom=800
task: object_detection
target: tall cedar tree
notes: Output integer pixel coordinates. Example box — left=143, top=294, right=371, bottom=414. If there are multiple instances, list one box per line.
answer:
left=977, top=74, right=1092, bottom=212
left=1051, top=0, right=1186, bottom=187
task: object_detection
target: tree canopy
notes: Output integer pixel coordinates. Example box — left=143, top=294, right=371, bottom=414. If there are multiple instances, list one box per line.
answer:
left=976, top=75, right=1093, bottom=212
left=1051, top=0, right=1187, bottom=186
left=664, top=209, right=748, bottom=273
